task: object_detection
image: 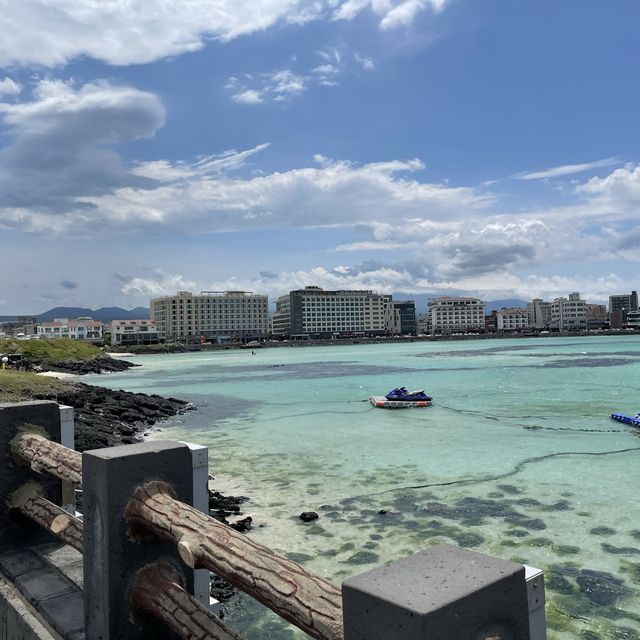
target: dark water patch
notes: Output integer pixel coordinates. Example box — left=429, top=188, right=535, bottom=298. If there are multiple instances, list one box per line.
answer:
left=543, top=499, right=572, bottom=512
left=505, top=529, right=529, bottom=537
left=577, top=511, right=593, bottom=517
left=412, top=344, right=541, bottom=358
left=590, top=526, right=617, bottom=536
left=345, top=550, right=379, bottom=565
left=630, top=530, right=640, bottom=541
left=363, top=541, right=378, bottom=550
left=525, top=537, right=553, bottom=548
left=555, top=544, right=581, bottom=557
left=454, top=531, right=485, bottom=547
left=547, top=574, right=576, bottom=595
left=285, top=552, right=314, bottom=564
left=370, top=534, right=382, bottom=540
left=487, top=491, right=504, bottom=498
left=298, top=523, right=334, bottom=538
left=602, top=543, right=640, bottom=556
left=620, top=560, right=640, bottom=585
left=515, top=497, right=541, bottom=507
left=497, top=484, right=523, bottom=494
left=576, top=569, right=633, bottom=606
left=539, top=357, right=638, bottom=369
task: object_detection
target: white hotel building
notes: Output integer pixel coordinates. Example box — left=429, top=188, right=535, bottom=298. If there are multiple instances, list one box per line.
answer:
left=150, top=291, right=268, bottom=342
left=496, top=308, right=529, bottom=332
left=286, top=286, right=392, bottom=338
left=37, top=318, right=103, bottom=342
left=428, top=296, right=485, bottom=335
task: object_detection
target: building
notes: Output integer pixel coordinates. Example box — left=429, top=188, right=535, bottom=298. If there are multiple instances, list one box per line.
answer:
left=37, top=318, right=103, bottom=342
left=416, top=313, right=429, bottom=335
left=0, top=316, right=37, bottom=338
left=271, top=295, right=291, bottom=337
left=428, top=296, right=485, bottom=335
left=626, top=310, right=640, bottom=329
left=609, top=291, right=638, bottom=329
left=527, top=299, right=553, bottom=329
left=150, top=291, right=268, bottom=342
left=110, top=320, right=159, bottom=346
left=496, top=308, right=529, bottom=332
left=386, top=301, right=417, bottom=336
left=287, top=286, right=391, bottom=338
left=551, top=292, right=587, bottom=331
left=586, top=304, right=608, bottom=330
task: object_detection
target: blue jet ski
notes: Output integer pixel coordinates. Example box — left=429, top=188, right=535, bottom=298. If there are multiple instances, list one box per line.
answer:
left=385, top=387, right=432, bottom=402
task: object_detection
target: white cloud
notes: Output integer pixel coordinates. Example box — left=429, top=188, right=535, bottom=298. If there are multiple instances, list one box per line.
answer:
left=514, top=157, right=620, bottom=180
left=0, top=1, right=451, bottom=68
left=231, top=89, right=264, bottom=104
left=0, top=77, right=21, bottom=98
left=120, top=270, right=197, bottom=297
left=354, top=53, right=375, bottom=71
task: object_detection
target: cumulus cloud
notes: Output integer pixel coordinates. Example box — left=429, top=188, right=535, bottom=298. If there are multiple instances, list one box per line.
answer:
left=0, top=1, right=451, bottom=68
left=0, top=77, right=21, bottom=98
left=0, top=79, right=164, bottom=224
left=120, top=270, right=197, bottom=297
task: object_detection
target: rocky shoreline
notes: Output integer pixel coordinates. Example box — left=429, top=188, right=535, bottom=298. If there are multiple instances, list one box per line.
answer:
left=39, top=356, right=138, bottom=376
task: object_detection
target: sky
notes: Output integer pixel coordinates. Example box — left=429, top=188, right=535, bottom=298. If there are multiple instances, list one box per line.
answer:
left=1, top=0, right=640, bottom=313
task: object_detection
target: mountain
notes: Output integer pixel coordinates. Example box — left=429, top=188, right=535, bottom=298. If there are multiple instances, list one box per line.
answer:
left=36, top=306, right=150, bottom=323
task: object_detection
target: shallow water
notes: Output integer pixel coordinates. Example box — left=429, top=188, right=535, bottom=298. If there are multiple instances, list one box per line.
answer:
left=85, top=335, right=640, bottom=639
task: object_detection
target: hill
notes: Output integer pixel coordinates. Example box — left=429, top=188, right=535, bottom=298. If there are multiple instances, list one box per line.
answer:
left=36, top=306, right=150, bottom=322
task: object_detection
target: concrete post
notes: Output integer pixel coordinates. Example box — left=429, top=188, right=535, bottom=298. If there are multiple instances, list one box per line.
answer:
left=58, top=405, right=76, bottom=515
left=342, top=544, right=531, bottom=640
left=0, top=401, right=62, bottom=551
left=82, top=440, right=195, bottom=640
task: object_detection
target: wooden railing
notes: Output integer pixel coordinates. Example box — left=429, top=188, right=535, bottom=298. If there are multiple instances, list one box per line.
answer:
left=0, top=400, right=546, bottom=640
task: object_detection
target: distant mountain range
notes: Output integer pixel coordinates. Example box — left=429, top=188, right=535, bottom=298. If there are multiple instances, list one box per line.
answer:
left=0, top=306, right=150, bottom=323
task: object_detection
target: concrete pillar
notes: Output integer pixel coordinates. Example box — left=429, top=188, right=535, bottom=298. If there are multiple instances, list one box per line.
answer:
left=82, top=440, right=195, bottom=640
left=342, top=544, right=531, bottom=640
left=58, top=405, right=76, bottom=515
left=0, top=401, right=62, bottom=551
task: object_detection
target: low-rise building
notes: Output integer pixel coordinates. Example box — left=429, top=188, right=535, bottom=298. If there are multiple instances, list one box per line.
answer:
left=386, top=301, right=417, bottom=336
left=150, top=291, right=268, bottom=342
left=0, top=316, right=37, bottom=338
left=586, top=304, right=608, bottom=330
left=551, top=292, right=587, bottom=331
left=609, top=291, right=638, bottom=329
left=626, top=310, right=640, bottom=329
left=37, top=317, right=103, bottom=342
left=428, top=296, right=485, bottom=335
left=111, top=320, right=159, bottom=346
left=496, top=308, right=529, bottom=332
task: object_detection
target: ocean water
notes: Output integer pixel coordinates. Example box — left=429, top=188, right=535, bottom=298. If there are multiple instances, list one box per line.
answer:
left=85, top=335, right=640, bottom=639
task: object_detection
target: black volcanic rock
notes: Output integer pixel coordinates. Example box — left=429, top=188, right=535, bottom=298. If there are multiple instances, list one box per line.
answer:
left=299, top=511, right=319, bottom=522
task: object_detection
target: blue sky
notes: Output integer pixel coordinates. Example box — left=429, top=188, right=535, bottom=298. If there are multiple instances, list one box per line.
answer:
left=1, top=0, right=639, bottom=313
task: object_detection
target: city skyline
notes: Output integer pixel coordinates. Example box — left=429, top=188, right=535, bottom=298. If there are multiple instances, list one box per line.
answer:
left=1, top=1, right=640, bottom=313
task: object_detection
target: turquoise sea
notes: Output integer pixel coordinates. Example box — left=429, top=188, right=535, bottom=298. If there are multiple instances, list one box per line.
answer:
left=85, top=335, right=640, bottom=639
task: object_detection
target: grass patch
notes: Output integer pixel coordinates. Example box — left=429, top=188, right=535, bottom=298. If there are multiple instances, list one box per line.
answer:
left=0, top=370, right=76, bottom=403
left=0, top=338, right=103, bottom=365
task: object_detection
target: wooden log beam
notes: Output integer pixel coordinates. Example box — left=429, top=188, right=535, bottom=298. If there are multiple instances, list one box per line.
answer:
left=10, top=426, right=82, bottom=487
left=131, top=561, right=245, bottom=640
left=9, top=482, right=84, bottom=553
left=126, top=481, right=344, bottom=640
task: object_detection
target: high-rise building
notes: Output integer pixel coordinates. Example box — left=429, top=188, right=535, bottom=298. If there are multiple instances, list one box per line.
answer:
left=150, top=291, right=268, bottom=342
left=287, top=286, right=391, bottom=338
left=609, top=291, right=638, bottom=329
left=386, top=301, right=417, bottom=335
left=271, top=294, right=291, bottom=337
left=527, top=299, right=553, bottom=329
left=551, top=292, right=587, bottom=331
left=428, top=296, right=485, bottom=335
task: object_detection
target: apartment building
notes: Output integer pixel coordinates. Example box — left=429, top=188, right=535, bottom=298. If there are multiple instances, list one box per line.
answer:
left=551, top=292, right=587, bottom=331
left=110, top=320, right=159, bottom=346
left=271, top=294, right=291, bottom=337
left=288, top=286, right=391, bottom=338
left=150, top=291, right=268, bottom=342
left=496, top=308, right=529, bottom=332
left=586, top=304, right=608, bottom=330
left=386, top=300, right=417, bottom=336
left=527, top=299, right=553, bottom=329
left=609, top=291, right=638, bottom=329
left=37, top=318, right=103, bottom=342
left=428, top=296, right=485, bottom=335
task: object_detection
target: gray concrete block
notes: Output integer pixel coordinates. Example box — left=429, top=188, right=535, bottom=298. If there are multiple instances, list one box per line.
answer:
left=83, top=440, right=195, bottom=639
left=38, top=591, right=85, bottom=640
left=342, top=544, right=530, bottom=640
left=14, top=568, right=76, bottom=606
left=0, top=401, right=62, bottom=550
left=0, top=551, right=46, bottom=580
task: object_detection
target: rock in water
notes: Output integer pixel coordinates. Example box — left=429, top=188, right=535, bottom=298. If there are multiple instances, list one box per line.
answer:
left=299, top=511, right=319, bottom=522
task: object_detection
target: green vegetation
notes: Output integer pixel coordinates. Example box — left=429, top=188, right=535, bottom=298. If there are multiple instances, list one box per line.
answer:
left=0, top=338, right=103, bottom=365
left=0, top=370, right=76, bottom=403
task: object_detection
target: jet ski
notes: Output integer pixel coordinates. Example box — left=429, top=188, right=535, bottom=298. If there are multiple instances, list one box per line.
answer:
left=385, top=387, right=432, bottom=402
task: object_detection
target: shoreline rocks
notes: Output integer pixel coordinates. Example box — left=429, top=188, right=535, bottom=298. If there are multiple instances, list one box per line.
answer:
left=41, top=356, right=138, bottom=375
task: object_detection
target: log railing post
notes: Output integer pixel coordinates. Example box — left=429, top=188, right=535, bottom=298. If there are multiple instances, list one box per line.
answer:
left=82, top=441, right=198, bottom=639
left=1, top=401, right=64, bottom=551
left=341, top=544, right=539, bottom=640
